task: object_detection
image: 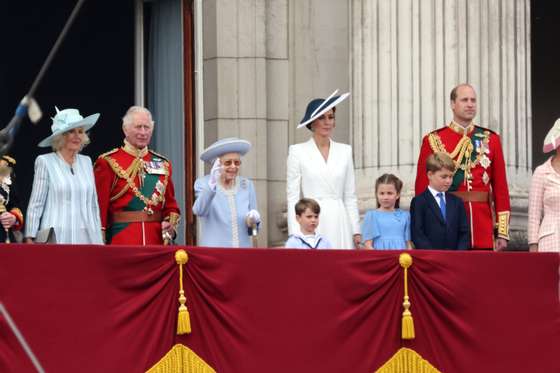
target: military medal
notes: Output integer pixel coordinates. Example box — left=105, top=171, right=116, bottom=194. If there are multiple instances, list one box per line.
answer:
left=480, top=155, right=491, bottom=169
left=482, top=171, right=490, bottom=185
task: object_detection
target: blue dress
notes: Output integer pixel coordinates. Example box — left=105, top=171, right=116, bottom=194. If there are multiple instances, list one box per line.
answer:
left=361, top=209, right=410, bottom=250
left=192, top=175, right=258, bottom=247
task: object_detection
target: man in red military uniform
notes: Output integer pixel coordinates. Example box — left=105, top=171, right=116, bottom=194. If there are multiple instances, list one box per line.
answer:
left=415, top=84, right=510, bottom=250
left=94, top=106, right=180, bottom=245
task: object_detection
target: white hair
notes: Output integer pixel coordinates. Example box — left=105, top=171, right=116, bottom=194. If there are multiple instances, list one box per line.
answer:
left=122, top=106, right=154, bottom=129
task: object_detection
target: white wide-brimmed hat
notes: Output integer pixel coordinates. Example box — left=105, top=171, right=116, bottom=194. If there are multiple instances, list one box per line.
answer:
left=297, top=89, right=350, bottom=129
left=38, top=107, right=100, bottom=147
left=543, top=118, right=560, bottom=153
left=200, top=137, right=251, bottom=163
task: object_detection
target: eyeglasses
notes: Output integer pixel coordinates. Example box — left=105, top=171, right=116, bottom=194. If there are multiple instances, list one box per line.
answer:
left=222, top=159, right=241, bottom=167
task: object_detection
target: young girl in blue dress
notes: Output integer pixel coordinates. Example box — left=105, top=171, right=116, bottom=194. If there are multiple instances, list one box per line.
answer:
left=362, top=174, right=412, bottom=250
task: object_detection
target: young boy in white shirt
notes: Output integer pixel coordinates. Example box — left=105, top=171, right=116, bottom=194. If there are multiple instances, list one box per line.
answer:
left=285, top=198, right=333, bottom=249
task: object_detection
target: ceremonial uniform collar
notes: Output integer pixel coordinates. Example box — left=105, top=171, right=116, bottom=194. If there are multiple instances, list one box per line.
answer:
left=122, top=140, right=148, bottom=158
left=448, top=121, right=475, bottom=136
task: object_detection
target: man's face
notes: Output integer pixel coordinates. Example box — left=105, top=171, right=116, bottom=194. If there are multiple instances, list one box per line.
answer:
left=124, top=112, right=153, bottom=149
left=427, top=168, right=454, bottom=193
left=451, top=85, right=477, bottom=125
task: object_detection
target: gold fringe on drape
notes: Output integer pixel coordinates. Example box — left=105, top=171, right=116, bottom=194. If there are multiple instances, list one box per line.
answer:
left=399, top=253, right=415, bottom=339
left=374, top=348, right=441, bottom=373
left=146, top=344, right=216, bottom=373
left=175, top=249, right=191, bottom=335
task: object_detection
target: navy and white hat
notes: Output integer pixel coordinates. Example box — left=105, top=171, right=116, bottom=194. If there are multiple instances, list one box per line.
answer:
left=38, top=107, right=100, bottom=147
left=200, top=137, right=251, bottom=163
left=298, top=89, right=350, bottom=130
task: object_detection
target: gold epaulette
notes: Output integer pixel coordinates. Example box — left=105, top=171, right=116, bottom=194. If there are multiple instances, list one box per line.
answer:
left=149, top=149, right=169, bottom=162
left=97, top=148, right=119, bottom=160
left=1, top=155, right=16, bottom=165
left=475, top=125, right=498, bottom=135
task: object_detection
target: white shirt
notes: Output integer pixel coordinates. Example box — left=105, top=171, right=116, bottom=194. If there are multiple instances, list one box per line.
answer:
left=427, top=186, right=446, bottom=208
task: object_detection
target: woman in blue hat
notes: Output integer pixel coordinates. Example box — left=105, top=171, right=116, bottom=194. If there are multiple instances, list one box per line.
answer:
left=25, top=108, right=103, bottom=244
left=193, top=137, right=261, bottom=247
left=287, top=90, right=361, bottom=249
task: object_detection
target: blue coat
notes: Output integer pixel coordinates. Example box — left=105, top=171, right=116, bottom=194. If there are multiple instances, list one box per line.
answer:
left=410, top=189, right=469, bottom=250
left=193, top=175, right=257, bottom=247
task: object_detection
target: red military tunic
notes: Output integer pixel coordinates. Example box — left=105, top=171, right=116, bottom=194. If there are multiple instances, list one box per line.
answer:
left=94, top=142, right=180, bottom=245
left=415, top=122, right=511, bottom=249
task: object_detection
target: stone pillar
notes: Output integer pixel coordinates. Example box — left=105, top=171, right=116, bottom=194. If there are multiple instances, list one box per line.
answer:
left=350, top=0, right=531, bottom=247
left=203, top=0, right=269, bottom=244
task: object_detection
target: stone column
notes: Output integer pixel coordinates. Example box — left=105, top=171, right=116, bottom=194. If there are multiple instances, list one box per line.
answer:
left=202, top=0, right=292, bottom=246
left=203, top=0, right=269, bottom=244
left=350, top=0, right=531, bottom=247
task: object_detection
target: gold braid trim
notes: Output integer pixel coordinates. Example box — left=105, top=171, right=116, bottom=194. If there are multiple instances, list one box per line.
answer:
left=104, top=156, right=169, bottom=210
left=497, top=211, right=510, bottom=240
left=374, top=348, right=441, bottom=373
left=165, top=212, right=181, bottom=228
left=428, top=132, right=473, bottom=170
left=108, top=158, right=143, bottom=202
left=146, top=344, right=216, bottom=373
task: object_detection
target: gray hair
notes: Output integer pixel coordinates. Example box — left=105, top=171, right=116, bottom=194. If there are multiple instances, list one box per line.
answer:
left=122, top=106, right=154, bottom=129
left=51, top=131, right=91, bottom=152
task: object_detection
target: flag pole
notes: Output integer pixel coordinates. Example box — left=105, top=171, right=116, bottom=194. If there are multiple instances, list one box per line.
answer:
left=0, top=0, right=87, bottom=156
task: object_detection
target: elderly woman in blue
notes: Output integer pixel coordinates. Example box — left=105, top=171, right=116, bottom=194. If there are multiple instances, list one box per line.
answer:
left=25, top=108, right=103, bottom=244
left=193, top=138, right=261, bottom=247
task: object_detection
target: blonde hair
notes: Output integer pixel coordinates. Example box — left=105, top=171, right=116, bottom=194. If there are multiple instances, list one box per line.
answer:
left=51, top=130, right=90, bottom=151
left=122, top=106, right=154, bottom=130
left=426, top=152, right=455, bottom=173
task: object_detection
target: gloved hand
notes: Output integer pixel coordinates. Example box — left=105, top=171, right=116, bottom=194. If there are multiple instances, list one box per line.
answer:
left=245, top=209, right=261, bottom=227
left=208, top=159, right=222, bottom=190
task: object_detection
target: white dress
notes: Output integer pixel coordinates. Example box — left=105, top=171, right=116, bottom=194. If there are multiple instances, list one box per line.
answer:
left=287, top=138, right=360, bottom=249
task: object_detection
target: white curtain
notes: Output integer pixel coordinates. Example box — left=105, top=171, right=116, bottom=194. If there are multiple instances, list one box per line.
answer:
left=147, top=0, right=186, bottom=244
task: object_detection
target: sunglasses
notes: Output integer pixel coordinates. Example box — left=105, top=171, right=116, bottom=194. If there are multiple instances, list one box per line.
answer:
left=222, top=159, right=241, bottom=167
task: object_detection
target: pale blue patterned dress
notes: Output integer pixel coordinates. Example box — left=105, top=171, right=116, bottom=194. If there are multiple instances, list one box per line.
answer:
left=361, top=209, right=410, bottom=250
left=193, top=175, right=258, bottom=247
left=25, top=152, right=103, bottom=244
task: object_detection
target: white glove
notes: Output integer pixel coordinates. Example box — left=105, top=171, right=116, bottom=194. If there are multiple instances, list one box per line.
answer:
left=208, top=159, right=222, bottom=190
left=246, top=209, right=261, bottom=226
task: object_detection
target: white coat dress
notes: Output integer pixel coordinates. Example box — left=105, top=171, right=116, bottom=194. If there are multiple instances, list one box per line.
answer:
left=287, top=138, right=360, bottom=249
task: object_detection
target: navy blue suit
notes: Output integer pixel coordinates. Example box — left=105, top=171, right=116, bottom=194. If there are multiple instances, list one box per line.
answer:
left=410, top=188, right=470, bottom=250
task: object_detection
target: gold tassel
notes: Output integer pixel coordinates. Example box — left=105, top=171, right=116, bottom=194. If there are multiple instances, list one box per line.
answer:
left=175, top=249, right=191, bottom=335
left=399, top=253, right=415, bottom=340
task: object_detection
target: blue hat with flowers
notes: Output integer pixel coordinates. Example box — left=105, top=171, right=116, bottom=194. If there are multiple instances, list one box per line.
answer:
left=38, top=107, right=100, bottom=147
left=298, top=89, right=350, bottom=130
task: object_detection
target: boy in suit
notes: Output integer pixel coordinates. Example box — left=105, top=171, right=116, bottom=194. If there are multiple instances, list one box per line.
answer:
left=285, top=198, right=333, bottom=249
left=411, top=152, right=469, bottom=250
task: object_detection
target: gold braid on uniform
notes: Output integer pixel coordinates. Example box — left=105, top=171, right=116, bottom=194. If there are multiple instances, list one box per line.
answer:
left=108, top=157, right=143, bottom=202
left=428, top=127, right=491, bottom=185
left=104, top=156, right=169, bottom=211
left=428, top=132, right=473, bottom=169
left=496, top=211, right=510, bottom=240
left=165, top=212, right=181, bottom=229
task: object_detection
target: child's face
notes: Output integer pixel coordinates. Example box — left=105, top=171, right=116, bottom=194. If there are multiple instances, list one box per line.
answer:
left=376, top=183, right=399, bottom=210
left=296, top=208, right=319, bottom=235
left=427, top=169, right=454, bottom=192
